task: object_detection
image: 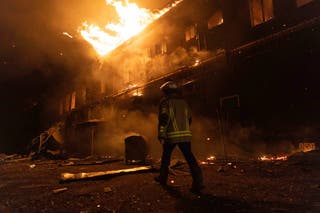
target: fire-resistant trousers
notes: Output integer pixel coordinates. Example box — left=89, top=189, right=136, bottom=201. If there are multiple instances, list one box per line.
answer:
left=159, top=142, right=203, bottom=188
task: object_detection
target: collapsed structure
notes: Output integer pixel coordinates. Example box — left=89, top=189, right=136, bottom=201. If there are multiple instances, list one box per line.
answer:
left=46, top=0, right=319, bottom=156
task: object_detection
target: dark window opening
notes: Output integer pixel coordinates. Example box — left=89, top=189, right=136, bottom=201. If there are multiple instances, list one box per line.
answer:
left=208, top=10, right=224, bottom=30
left=185, top=25, right=196, bottom=42
left=249, top=0, right=274, bottom=27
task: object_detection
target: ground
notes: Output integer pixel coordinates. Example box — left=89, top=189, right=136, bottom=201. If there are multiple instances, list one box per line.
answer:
left=0, top=151, right=319, bottom=213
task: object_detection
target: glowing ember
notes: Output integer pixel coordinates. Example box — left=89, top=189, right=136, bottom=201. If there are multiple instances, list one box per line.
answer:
left=79, top=0, right=183, bottom=56
left=299, top=142, right=316, bottom=152
left=207, top=156, right=216, bottom=161
left=201, top=155, right=216, bottom=165
left=128, top=84, right=138, bottom=89
left=62, top=32, right=73, bottom=38
left=193, top=59, right=200, bottom=66
left=259, top=155, right=288, bottom=161
left=132, top=91, right=143, bottom=97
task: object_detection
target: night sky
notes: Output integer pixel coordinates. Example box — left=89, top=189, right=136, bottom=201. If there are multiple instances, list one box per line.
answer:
left=0, top=0, right=171, bottom=153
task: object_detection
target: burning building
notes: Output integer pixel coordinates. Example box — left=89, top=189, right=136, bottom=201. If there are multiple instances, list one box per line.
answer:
left=50, top=0, right=319, bottom=157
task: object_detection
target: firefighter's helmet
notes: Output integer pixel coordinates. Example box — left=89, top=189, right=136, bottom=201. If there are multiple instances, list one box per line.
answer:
left=160, top=81, right=178, bottom=94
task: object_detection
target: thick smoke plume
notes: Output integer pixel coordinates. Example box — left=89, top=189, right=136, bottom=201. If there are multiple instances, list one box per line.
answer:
left=96, top=46, right=214, bottom=93
left=0, top=0, right=111, bottom=153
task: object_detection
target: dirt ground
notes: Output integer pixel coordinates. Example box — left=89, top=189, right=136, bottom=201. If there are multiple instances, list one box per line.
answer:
left=0, top=151, right=319, bottom=213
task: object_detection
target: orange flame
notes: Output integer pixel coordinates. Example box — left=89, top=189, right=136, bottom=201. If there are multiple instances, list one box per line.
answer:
left=79, top=0, right=183, bottom=56
left=259, top=155, right=288, bottom=161
left=200, top=155, right=216, bottom=165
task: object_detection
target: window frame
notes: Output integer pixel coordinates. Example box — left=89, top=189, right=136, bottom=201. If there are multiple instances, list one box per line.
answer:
left=249, top=0, right=274, bottom=27
left=185, top=24, right=197, bottom=42
left=207, top=9, right=224, bottom=30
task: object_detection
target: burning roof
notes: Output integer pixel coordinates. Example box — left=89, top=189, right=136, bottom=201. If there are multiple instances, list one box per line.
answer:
left=79, top=0, right=183, bottom=56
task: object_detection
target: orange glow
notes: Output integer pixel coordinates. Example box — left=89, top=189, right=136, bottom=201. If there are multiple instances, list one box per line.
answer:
left=200, top=155, right=216, bottom=165
left=207, top=156, right=216, bottom=161
left=62, top=32, right=73, bottom=38
left=79, top=0, right=183, bottom=56
left=133, top=91, right=143, bottom=97
left=299, top=142, right=316, bottom=152
left=259, top=155, right=288, bottom=161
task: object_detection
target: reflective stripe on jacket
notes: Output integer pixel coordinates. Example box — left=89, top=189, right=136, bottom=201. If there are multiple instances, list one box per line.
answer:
left=158, top=94, right=192, bottom=143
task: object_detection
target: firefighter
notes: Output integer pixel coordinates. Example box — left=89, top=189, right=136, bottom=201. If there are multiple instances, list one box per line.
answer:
left=155, top=81, right=204, bottom=193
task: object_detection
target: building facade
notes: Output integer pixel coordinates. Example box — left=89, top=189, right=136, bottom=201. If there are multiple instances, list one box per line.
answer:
left=53, top=0, right=320, bottom=156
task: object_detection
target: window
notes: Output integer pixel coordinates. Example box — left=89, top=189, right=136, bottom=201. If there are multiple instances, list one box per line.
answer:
left=249, top=0, right=274, bottom=27
left=70, top=91, right=76, bottom=110
left=161, top=41, right=167, bottom=54
left=151, top=40, right=167, bottom=57
left=208, top=10, right=224, bottom=30
left=155, top=43, right=162, bottom=55
left=296, top=0, right=313, bottom=7
left=185, top=25, right=196, bottom=42
left=147, top=47, right=153, bottom=57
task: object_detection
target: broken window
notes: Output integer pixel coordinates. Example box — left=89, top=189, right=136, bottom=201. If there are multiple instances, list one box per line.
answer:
left=155, top=43, right=162, bottom=55
left=296, top=0, right=313, bottom=7
left=249, top=0, right=274, bottom=27
left=151, top=40, right=167, bottom=57
left=208, top=10, right=224, bottom=30
left=70, top=91, right=76, bottom=110
left=146, top=47, right=153, bottom=58
left=185, top=25, right=196, bottom=42
left=161, top=40, right=167, bottom=54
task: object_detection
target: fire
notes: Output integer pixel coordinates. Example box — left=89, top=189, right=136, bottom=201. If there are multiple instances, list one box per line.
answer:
left=207, top=156, right=216, bottom=161
left=62, top=32, right=73, bottom=39
left=200, top=155, right=216, bottom=165
left=79, top=0, right=183, bottom=56
left=259, top=155, right=288, bottom=161
left=133, top=91, right=143, bottom=97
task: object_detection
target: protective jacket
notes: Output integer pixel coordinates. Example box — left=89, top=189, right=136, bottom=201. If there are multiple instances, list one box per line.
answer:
left=158, top=93, right=192, bottom=143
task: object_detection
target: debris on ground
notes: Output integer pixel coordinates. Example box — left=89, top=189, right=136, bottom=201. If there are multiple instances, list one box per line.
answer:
left=1, top=150, right=319, bottom=212
left=152, top=159, right=190, bottom=176
left=60, top=166, right=154, bottom=182
left=217, top=166, right=224, bottom=172
left=29, top=164, right=36, bottom=168
left=59, top=157, right=123, bottom=167
left=103, top=187, right=112, bottom=193
left=52, top=187, right=68, bottom=194
left=0, top=154, right=31, bottom=164
left=27, top=122, right=65, bottom=160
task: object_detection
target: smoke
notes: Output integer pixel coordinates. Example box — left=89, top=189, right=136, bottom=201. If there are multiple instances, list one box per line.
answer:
left=82, top=103, right=312, bottom=160
left=91, top=107, right=160, bottom=157
left=96, top=44, right=214, bottom=93
left=185, top=116, right=304, bottom=160
left=93, top=107, right=219, bottom=159
left=0, top=0, right=111, bottom=153
left=0, top=0, right=105, bottom=79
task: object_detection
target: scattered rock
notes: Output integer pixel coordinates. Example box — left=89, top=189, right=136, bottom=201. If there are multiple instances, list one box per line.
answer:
left=217, top=166, right=224, bottom=172
left=53, top=187, right=68, bottom=194
left=104, top=187, right=112, bottom=193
